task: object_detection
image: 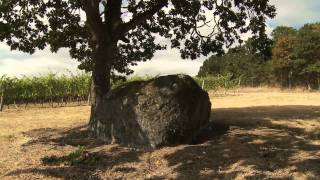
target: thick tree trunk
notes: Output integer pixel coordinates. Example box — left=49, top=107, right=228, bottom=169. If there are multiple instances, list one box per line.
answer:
left=88, top=43, right=115, bottom=143
left=83, top=0, right=152, bottom=143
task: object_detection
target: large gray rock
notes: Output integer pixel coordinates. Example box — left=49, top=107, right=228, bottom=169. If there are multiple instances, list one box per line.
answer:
left=94, top=74, right=211, bottom=148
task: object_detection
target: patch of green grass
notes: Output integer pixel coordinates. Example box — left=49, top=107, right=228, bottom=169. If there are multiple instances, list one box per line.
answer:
left=41, top=146, right=100, bottom=166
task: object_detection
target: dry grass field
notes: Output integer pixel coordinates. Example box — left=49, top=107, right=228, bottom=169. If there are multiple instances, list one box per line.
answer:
left=0, top=88, right=320, bottom=179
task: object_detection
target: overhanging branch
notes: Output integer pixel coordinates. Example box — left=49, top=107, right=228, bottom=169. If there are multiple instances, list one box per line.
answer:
left=83, top=0, right=103, bottom=39
left=120, top=0, right=168, bottom=34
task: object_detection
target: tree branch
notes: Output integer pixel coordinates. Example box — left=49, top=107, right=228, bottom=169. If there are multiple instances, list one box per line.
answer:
left=106, top=0, right=122, bottom=33
left=83, top=0, right=104, bottom=42
left=120, top=0, right=168, bottom=34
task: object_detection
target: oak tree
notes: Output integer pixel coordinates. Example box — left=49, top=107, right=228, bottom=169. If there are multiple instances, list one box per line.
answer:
left=0, top=0, right=275, bottom=141
left=271, top=26, right=297, bottom=88
left=293, top=23, right=320, bottom=89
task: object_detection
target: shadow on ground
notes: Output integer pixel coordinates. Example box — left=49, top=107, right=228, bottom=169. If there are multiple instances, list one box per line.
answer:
left=164, top=105, right=320, bottom=179
left=8, top=125, right=148, bottom=179
left=21, top=125, right=102, bottom=148
left=6, top=105, right=320, bottom=179
left=213, top=105, right=320, bottom=139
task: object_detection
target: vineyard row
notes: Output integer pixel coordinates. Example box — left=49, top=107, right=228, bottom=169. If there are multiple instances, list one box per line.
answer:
left=0, top=73, right=240, bottom=111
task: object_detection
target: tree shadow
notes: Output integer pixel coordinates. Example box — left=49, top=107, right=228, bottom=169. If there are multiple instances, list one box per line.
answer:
left=6, top=166, right=102, bottom=180
left=21, top=125, right=107, bottom=148
left=7, top=105, right=320, bottom=179
left=213, top=105, right=320, bottom=139
left=213, top=105, right=320, bottom=123
left=8, top=125, right=150, bottom=179
left=7, top=152, right=143, bottom=180
left=8, top=140, right=148, bottom=179
left=164, top=105, right=320, bottom=179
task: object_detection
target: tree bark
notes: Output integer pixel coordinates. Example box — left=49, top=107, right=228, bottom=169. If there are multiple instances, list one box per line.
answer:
left=88, top=42, right=116, bottom=142
left=83, top=0, right=168, bottom=143
left=83, top=0, right=112, bottom=141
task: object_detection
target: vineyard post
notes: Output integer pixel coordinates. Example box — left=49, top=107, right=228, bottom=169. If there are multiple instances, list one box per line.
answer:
left=318, top=74, right=320, bottom=90
left=237, top=77, right=242, bottom=94
left=289, top=71, right=293, bottom=89
left=224, top=78, right=227, bottom=95
left=25, top=101, right=28, bottom=109
left=201, top=80, right=205, bottom=89
left=0, top=94, right=3, bottom=111
left=51, top=97, right=54, bottom=107
left=13, top=100, right=18, bottom=109
left=87, top=91, right=91, bottom=105
left=87, top=79, right=92, bottom=105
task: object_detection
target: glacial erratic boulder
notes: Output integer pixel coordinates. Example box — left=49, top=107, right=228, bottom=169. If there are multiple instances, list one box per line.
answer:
left=94, top=74, right=211, bottom=148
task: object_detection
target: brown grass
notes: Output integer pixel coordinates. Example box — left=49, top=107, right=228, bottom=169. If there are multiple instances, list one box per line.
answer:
left=0, top=88, right=319, bottom=179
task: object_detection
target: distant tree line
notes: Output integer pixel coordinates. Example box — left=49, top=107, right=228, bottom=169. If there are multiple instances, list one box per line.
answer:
left=198, top=23, right=320, bottom=89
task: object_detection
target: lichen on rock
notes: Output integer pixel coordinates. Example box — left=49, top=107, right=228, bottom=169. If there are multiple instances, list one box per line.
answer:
left=92, top=74, right=211, bottom=148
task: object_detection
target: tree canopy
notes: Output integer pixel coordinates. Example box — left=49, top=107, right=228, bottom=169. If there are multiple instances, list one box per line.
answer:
left=0, top=0, right=276, bottom=75
left=0, top=0, right=277, bottom=137
left=198, top=39, right=273, bottom=86
left=198, top=22, right=320, bottom=89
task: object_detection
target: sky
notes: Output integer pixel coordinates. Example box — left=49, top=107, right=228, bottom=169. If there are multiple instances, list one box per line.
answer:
left=1, top=0, right=320, bottom=77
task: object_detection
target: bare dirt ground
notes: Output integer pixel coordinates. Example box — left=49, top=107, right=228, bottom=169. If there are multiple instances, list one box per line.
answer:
left=0, top=88, right=319, bottom=180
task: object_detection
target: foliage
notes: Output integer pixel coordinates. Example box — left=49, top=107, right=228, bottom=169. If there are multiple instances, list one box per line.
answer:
left=271, top=27, right=297, bottom=87
left=0, top=73, right=91, bottom=106
left=198, top=40, right=273, bottom=86
left=198, top=22, right=320, bottom=90
left=0, top=73, right=240, bottom=109
left=0, top=0, right=276, bottom=74
left=293, top=23, right=320, bottom=89
left=0, top=73, right=158, bottom=107
left=0, top=0, right=277, bottom=126
left=194, top=74, right=241, bottom=92
left=271, top=26, right=297, bottom=42
left=272, top=23, right=320, bottom=89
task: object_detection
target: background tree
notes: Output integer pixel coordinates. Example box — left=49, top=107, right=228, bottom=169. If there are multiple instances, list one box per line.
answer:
left=292, top=23, right=320, bottom=89
left=199, top=23, right=320, bottom=90
left=270, top=24, right=320, bottom=89
left=0, top=0, right=276, bottom=141
left=271, top=27, right=297, bottom=88
left=271, top=26, right=297, bottom=42
left=198, top=39, right=273, bottom=86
